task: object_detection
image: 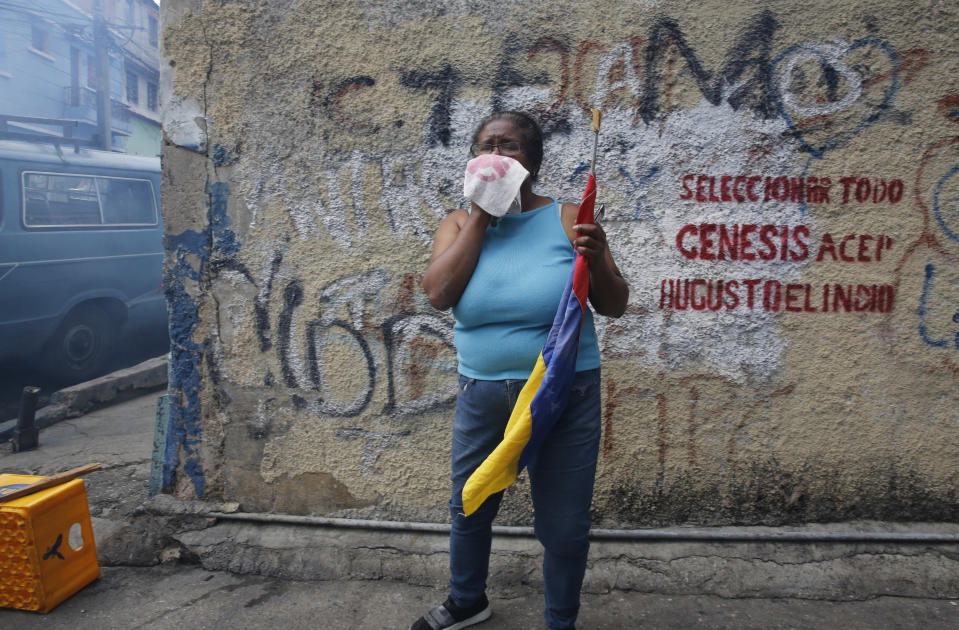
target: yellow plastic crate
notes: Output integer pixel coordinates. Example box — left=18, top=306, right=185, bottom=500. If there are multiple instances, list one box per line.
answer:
left=0, top=473, right=100, bottom=613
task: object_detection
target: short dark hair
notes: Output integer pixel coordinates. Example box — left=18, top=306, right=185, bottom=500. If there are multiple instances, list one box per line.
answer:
left=470, top=110, right=544, bottom=179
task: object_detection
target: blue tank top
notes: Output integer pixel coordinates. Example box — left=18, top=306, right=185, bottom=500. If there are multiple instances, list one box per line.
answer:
left=452, top=199, right=601, bottom=380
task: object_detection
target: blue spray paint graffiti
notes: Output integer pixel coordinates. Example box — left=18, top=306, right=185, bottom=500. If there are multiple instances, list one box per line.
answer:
left=618, top=164, right=661, bottom=222
left=569, top=161, right=590, bottom=181
left=770, top=39, right=900, bottom=217
left=933, top=165, right=959, bottom=244
left=208, top=182, right=240, bottom=257
left=918, top=263, right=959, bottom=349
left=212, top=144, right=240, bottom=167
left=162, top=181, right=238, bottom=495
left=771, top=38, right=900, bottom=160
left=163, top=261, right=204, bottom=494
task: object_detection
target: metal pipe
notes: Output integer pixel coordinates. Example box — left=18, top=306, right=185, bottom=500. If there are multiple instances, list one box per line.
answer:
left=12, top=386, right=41, bottom=452
left=589, top=109, right=602, bottom=175
left=177, top=511, right=959, bottom=544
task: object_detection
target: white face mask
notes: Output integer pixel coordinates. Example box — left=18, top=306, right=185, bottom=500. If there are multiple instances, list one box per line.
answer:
left=463, top=154, right=530, bottom=218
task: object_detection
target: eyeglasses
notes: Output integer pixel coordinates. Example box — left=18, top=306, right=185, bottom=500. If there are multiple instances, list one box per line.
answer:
left=470, top=141, right=523, bottom=156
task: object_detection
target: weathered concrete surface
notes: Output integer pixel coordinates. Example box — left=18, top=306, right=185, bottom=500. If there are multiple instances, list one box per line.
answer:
left=159, top=0, right=959, bottom=528
left=169, top=520, right=959, bottom=601
left=3, top=565, right=957, bottom=630
left=45, top=355, right=168, bottom=417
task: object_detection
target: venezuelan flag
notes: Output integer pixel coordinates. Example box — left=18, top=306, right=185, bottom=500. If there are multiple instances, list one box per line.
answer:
left=460, top=173, right=597, bottom=516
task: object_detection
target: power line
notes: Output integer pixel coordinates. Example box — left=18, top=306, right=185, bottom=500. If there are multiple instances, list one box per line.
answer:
left=0, top=2, right=152, bottom=58
left=0, top=1, right=93, bottom=24
left=0, top=2, right=145, bottom=31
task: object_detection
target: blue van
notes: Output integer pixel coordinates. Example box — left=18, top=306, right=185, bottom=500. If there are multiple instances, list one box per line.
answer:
left=0, top=139, right=166, bottom=382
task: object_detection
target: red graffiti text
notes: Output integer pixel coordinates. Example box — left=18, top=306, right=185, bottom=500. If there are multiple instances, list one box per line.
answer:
left=659, top=278, right=896, bottom=313
left=676, top=223, right=810, bottom=261
left=679, top=174, right=904, bottom=205
left=815, top=234, right=894, bottom=262
left=838, top=177, right=904, bottom=204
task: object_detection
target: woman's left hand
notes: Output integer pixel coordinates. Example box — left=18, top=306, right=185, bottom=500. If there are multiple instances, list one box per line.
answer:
left=572, top=222, right=609, bottom=262
left=561, top=202, right=628, bottom=317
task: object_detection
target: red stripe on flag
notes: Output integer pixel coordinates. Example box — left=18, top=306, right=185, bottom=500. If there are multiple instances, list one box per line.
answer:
left=572, top=173, right=596, bottom=308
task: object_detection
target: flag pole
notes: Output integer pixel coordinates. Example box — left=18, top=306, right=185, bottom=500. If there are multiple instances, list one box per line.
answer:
left=590, top=109, right=602, bottom=175
left=589, top=109, right=603, bottom=221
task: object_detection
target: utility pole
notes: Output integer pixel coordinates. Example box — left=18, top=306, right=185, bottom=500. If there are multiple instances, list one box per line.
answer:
left=94, top=0, right=112, bottom=150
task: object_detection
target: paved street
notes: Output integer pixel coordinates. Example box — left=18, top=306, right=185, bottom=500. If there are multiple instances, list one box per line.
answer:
left=2, top=563, right=958, bottom=629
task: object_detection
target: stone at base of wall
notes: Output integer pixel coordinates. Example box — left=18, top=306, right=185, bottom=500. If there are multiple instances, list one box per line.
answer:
left=171, top=520, right=959, bottom=601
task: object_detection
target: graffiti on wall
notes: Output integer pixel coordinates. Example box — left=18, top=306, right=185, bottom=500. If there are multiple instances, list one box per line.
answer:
left=215, top=251, right=460, bottom=422
left=165, top=207, right=460, bottom=490
left=163, top=5, right=959, bottom=488
left=662, top=176, right=901, bottom=315
left=164, top=182, right=240, bottom=495
left=247, top=15, right=940, bottom=381
left=272, top=266, right=458, bottom=419
left=891, top=94, right=959, bottom=358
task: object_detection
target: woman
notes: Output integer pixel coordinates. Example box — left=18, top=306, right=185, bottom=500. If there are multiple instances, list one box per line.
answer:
left=412, top=111, right=628, bottom=630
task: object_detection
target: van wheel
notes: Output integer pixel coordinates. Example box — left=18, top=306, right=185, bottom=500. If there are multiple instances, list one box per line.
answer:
left=44, top=305, right=117, bottom=383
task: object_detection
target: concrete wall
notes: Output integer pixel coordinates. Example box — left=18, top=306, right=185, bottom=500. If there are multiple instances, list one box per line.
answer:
left=159, top=0, right=959, bottom=528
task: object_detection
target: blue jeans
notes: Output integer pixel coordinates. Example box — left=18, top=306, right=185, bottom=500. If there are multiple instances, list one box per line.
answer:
left=448, top=368, right=601, bottom=630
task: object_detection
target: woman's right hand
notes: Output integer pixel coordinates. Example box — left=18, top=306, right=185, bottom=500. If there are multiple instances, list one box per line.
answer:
left=421, top=206, right=491, bottom=310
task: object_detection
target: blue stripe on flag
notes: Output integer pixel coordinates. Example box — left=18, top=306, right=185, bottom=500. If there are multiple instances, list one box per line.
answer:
left=518, top=257, right=586, bottom=469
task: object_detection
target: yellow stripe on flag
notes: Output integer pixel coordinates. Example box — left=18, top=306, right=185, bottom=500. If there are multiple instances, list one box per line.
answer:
left=461, top=354, right=548, bottom=516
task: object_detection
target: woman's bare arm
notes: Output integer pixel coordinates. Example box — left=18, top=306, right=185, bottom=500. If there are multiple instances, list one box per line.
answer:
left=561, top=203, right=629, bottom=317
left=421, top=204, right=492, bottom=310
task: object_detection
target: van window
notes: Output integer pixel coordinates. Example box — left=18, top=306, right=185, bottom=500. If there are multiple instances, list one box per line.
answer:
left=22, top=171, right=156, bottom=228
left=99, top=178, right=155, bottom=224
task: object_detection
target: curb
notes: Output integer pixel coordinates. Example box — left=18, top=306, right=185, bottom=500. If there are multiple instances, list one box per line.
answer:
left=162, top=513, right=959, bottom=601
left=141, top=496, right=959, bottom=601
left=0, top=354, right=168, bottom=442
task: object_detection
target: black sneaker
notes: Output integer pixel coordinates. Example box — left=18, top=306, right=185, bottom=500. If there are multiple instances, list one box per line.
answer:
left=410, top=594, right=492, bottom=630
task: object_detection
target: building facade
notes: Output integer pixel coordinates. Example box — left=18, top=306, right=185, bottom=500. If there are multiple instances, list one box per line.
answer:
left=0, top=0, right=160, bottom=155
